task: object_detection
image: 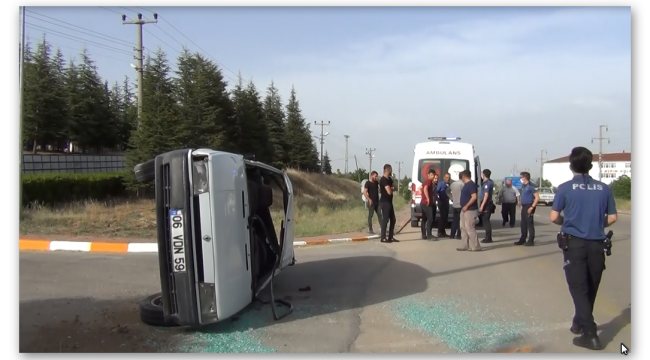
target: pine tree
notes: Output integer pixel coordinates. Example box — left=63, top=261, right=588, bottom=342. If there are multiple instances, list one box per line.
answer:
left=175, top=50, right=231, bottom=149
left=121, top=76, right=138, bottom=142
left=244, top=80, right=270, bottom=162
left=262, top=81, right=287, bottom=168
left=323, top=151, right=332, bottom=175
left=124, top=48, right=179, bottom=189
left=68, top=49, right=112, bottom=152
left=50, top=47, right=69, bottom=151
left=284, top=85, right=319, bottom=171
left=22, top=39, right=39, bottom=153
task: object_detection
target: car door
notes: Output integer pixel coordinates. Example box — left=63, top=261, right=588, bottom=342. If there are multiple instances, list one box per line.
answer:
left=280, top=172, right=295, bottom=268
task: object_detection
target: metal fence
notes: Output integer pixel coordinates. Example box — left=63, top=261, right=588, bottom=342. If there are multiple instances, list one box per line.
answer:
left=22, top=153, right=126, bottom=174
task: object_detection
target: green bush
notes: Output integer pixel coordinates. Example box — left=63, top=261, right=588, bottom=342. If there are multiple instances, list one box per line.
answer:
left=22, top=172, right=129, bottom=206
left=609, top=175, right=631, bottom=200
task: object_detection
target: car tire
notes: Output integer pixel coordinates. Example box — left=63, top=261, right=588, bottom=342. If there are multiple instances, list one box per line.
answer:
left=134, top=159, right=155, bottom=183
left=139, top=293, right=176, bottom=327
left=411, top=220, right=419, bottom=228
left=548, top=202, right=553, bottom=207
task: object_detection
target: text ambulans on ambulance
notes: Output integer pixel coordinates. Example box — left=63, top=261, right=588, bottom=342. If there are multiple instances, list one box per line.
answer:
left=409, top=137, right=482, bottom=228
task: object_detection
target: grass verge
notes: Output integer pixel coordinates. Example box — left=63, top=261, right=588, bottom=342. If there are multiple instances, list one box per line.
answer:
left=615, top=198, right=631, bottom=212
left=19, top=198, right=408, bottom=239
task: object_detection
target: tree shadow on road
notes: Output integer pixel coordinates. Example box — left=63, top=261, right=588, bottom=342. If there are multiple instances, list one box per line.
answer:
left=19, top=249, right=563, bottom=353
left=19, top=295, right=178, bottom=353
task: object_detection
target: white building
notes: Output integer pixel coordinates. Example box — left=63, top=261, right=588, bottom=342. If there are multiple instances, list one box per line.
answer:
left=543, top=152, right=631, bottom=187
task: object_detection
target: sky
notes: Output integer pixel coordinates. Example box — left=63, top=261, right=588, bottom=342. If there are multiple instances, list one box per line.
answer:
left=22, top=6, right=632, bottom=179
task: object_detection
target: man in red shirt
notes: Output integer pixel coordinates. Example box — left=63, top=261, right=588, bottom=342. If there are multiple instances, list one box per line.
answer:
left=420, top=169, right=438, bottom=240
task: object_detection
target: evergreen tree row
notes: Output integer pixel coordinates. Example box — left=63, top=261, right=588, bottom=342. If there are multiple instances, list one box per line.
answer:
left=20, top=37, right=326, bottom=187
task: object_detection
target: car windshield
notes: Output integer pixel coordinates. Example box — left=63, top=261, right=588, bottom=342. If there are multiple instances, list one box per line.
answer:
left=418, top=159, right=470, bottom=183
left=539, top=188, right=553, bottom=194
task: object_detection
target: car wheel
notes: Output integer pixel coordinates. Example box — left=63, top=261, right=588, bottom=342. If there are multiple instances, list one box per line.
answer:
left=134, top=159, right=155, bottom=183
left=411, top=220, right=419, bottom=228
left=139, top=293, right=176, bottom=327
left=548, top=202, right=553, bottom=207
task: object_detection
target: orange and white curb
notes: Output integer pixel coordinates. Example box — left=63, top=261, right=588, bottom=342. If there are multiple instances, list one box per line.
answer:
left=19, top=235, right=380, bottom=253
left=19, top=239, right=158, bottom=253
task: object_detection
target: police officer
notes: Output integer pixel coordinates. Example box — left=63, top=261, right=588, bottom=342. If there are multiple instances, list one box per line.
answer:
left=549, top=146, right=618, bottom=351
left=479, top=169, right=495, bottom=243
left=514, top=171, right=539, bottom=246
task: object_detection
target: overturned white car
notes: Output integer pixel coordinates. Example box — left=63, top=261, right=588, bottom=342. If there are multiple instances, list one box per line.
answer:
left=133, top=148, right=296, bottom=327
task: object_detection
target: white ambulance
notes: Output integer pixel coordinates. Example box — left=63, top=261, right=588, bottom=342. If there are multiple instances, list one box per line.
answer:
left=409, top=137, right=482, bottom=228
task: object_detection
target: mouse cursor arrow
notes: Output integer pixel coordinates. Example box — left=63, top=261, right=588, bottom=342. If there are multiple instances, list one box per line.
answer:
left=621, top=343, right=629, bottom=355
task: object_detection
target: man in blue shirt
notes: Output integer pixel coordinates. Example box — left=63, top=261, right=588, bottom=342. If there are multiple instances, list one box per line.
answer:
left=456, top=170, right=482, bottom=252
left=479, top=169, right=495, bottom=243
left=436, top=172, right=451, bottom=238
left=514, top=171, right=540, bottom=246
left=549, top=147, right=618, bottom=351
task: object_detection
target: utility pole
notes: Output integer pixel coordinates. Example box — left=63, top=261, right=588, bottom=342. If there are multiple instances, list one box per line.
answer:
left=395, top=161, right=403, bottom=193
left=19, top=6, right=26, bottom=219
left=536, top=150, right=547, bottom=186
left=314, top=120, right=330, bottom=173
left=365, top=148, right=375, bottom=179
left=343, top=135, right=350, bottom=174
left=122, top=12, right=158, bottom=126
left=591, top=125, right=610, bottom=182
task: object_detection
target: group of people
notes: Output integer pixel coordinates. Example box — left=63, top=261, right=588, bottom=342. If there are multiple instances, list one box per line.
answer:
left=365, top=147, right=620, bottom=351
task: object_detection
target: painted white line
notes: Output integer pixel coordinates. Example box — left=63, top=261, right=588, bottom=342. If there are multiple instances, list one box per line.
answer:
left=329, top=238, right=353, bottom=243
left=49, top=241, right=91, bottom=252
left=293, top=241, right=307, bottom=246
left=127, top=243, right=159, bottom=253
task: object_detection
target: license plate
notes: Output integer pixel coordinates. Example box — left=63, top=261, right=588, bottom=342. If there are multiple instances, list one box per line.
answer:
left=169, top=209, right=187, bottom=273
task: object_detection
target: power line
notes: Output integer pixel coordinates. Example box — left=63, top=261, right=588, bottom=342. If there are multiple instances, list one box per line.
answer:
left=119, top=7, right=184, bottom=53
left=314, top=120, right=330, bottom=173
left=25, top=23, right=134, bottom=56
left=48, top=43, right=133, bottom=63
left=365, top=148, right=376, bottom=178
left=591, top=125, right=610, bottom=182
left=343, top=134, right=350, bottom=174
left=395, top=161, right=403, bottom=192
left=136, top=6, right=239, bottom=79
left=26, top=9, right=132, bottom=45
left=536, top=150, right=547, bottom=186
left=122, top=12, right=158, bottom=124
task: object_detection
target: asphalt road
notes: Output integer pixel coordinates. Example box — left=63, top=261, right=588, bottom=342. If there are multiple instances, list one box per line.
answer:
left=19, top=206, right=631, bottom=353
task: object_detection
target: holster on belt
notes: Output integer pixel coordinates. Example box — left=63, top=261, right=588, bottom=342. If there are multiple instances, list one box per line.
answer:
left=557, top=232, right=569, bottom=251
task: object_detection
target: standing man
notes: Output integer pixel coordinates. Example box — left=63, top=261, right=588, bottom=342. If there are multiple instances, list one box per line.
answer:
left=379, top=164, right=399, bottom=243
left=498, top=179, right=519, bottom=227
left=456, top=170, right=481, bottom=252
left=420, top=169, right=437, bottom=240
left=514, top=171, right=540, bottom=247
left=447, top=177, right=464, bottom=239
left=550, top=146, right=617, bottom=350
left=364, top=171, right=382, bottom=234
left=479, top=169, right=495, bottom=243
left=436, top=172, right=451, bottom=238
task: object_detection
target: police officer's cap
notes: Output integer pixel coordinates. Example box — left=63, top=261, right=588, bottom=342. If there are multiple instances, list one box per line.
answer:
left=569, top=146, right=593, bottom=174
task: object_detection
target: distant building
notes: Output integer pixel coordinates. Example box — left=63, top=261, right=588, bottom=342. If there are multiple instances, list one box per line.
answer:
left=543, top=152, right=631, bottom=186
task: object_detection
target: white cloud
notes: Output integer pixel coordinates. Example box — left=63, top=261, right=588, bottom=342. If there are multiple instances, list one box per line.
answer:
left=256, top=9, right=631, bottom=176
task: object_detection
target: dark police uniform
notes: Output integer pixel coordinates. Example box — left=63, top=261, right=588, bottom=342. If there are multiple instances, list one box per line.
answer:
left=515, top=182, right=537, bottom=246
left=436, top=180, right=450, bottom=236
left=552, top=175, right=617, bottom=342
left=364, top=180, right=381, bottom=233
left=480, top=178, right=495, bottom=242
left=379, top=175, right=397, bottom=243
